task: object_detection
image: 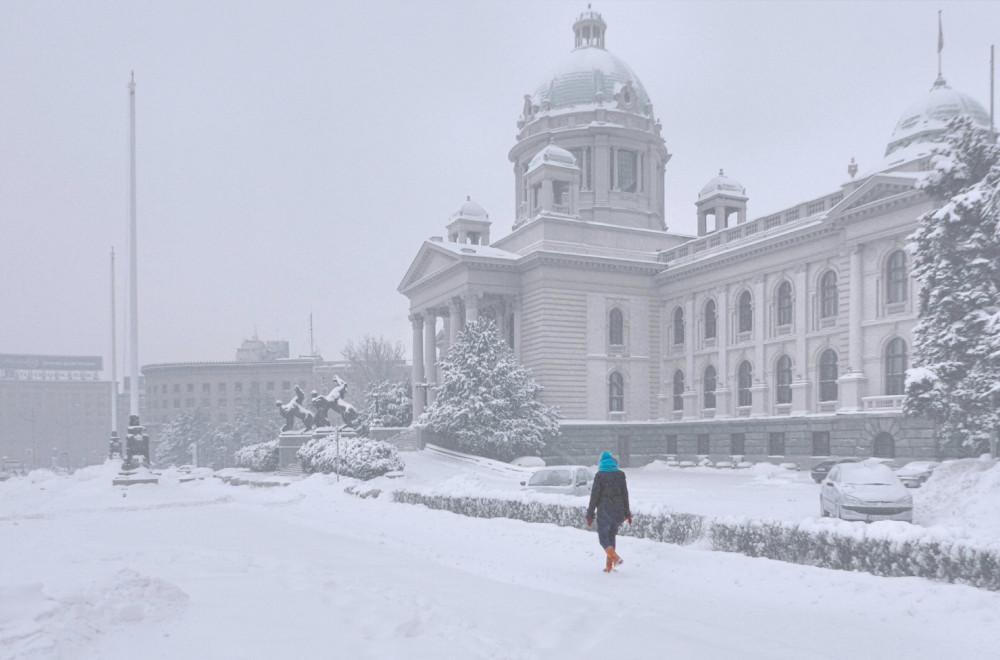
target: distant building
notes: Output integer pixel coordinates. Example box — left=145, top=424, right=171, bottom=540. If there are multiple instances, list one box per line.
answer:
left=140, top=337, right=408, bottom=444
left=0, top=353, right=112, bottom=469
left=399, top=10, right=993, bottom=465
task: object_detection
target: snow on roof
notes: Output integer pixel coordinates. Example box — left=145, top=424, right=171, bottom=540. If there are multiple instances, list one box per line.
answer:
left=430, top=239, right=518, bottom=260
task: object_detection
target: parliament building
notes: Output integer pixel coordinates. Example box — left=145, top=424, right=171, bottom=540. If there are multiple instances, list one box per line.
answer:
left=399, top=10, right=992, bottom=466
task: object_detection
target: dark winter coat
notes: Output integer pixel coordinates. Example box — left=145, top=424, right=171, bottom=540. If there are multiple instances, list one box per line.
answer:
left=586, top=469, right=631, bottom=525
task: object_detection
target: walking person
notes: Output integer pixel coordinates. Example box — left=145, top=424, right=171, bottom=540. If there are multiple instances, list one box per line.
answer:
left=586, top=450, right=632, bottom=572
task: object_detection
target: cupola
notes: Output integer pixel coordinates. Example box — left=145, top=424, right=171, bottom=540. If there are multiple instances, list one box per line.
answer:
left=695, top=169, right=748, bottom=236
left=446, top=196, right=491, bottom=245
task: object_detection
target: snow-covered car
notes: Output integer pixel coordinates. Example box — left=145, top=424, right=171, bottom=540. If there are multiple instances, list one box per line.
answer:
left=894, top=461, right=942, bottom=488
left=520, top=466, right=593, bottom=496
left=810, top=457, right=861, bottom=483
left=820, top=462, right=913, bottom=522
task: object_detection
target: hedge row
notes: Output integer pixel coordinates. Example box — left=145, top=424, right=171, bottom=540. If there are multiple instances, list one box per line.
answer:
left=233, top=440, right=279, bottom=472
left=388, top=489, right=1000, bottom=591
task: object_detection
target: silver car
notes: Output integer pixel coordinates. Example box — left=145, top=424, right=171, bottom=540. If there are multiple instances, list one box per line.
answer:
left=521, top=466, right=593, bottom=496
left=895, top=461, right=941, bottom=488
left=820, top=462, right=913, bottom=523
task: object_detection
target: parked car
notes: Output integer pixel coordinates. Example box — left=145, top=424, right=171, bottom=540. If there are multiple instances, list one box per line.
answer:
left=864, top=457, right=902, bottom=470
left=820, top=462, right=913, bottom=522
left=810, top=457, right=861, bottom=483
left=895, top=461, right=942, bottom=488
left=521, top=466, right=593, bottom=496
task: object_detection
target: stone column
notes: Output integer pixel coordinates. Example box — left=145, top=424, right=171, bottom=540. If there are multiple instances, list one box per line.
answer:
left=465, top=291, right=479, bottom=325
left=840, top=243, right=868, bottom=411
left=792, top=264, right=810, bottom=415
left=512, top=297, right=522, bottom=360
left=716, top=285, right=730, bottom=417
left=448, top=299, right=461, bottom=345
left=715, top=205, right=727, bottom=230
left=423, top=311, right=437, bottom=407
left=441, top=308, right=452, bottom=358
left=410, top=314, right=425, bottom=418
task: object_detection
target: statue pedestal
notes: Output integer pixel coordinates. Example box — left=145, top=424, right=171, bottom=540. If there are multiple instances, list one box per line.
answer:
left=277, top=432, right=313, bottom=469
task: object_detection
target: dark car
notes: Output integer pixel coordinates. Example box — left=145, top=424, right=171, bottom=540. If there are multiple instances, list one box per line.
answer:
left=810, top=457, right=861, bottom=483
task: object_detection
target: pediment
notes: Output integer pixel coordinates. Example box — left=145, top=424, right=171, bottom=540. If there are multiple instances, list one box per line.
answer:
left=397, top=242, right=462, bottom=293
left=831, top=175, right=919, bottom=215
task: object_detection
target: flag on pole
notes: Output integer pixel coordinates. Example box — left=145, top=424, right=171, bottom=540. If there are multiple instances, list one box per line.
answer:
left=938, top=11, right=943, bottom=54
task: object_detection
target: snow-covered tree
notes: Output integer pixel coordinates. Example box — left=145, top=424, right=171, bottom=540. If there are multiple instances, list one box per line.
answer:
left=420, top=317, right=560, bottom=461
left=356, top=380, right=412, bottom=436
left=154, top=408, right=213, bottom=467
left=341, top=334, right=407, bottom=402
left=214, top=394, right=283, bottom=456
left=905, top=116, right=1000, bottom=455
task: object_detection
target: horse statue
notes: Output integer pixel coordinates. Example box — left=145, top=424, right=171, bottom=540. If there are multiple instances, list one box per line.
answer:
left=276, top=385, right=316, bottom=432
left=311, top=375, right=359, bottom=429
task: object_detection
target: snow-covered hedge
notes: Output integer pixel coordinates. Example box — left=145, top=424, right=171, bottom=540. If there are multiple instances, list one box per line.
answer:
left=298, top=435, right=404, bottom=480
left=388, top=490, right=1000, bottom=591
left=233, top=440, right=279, bottom=472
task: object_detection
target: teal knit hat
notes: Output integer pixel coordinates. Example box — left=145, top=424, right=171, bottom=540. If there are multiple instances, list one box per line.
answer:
left=598, top=451, right=618, bottom=472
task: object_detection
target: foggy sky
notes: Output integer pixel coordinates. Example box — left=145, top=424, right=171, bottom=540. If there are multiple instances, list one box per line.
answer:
left=2, top=0, right=998, bottom=371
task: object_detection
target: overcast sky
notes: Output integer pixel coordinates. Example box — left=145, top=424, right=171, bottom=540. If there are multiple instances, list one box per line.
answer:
left=2, top=1, right=998, bottom=371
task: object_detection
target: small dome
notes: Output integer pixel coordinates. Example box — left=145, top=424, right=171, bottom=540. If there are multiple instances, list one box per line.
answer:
left=698, top=169, right=747, bottom=201
left=527, top=144, right=578, bottom=173
left=455, top=196, right=488, bottom=219
left=885, top=77, right=991, bottom=157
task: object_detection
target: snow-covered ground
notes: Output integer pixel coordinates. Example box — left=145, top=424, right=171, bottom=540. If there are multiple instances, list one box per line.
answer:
left=2, top=453, right=999, bottom=659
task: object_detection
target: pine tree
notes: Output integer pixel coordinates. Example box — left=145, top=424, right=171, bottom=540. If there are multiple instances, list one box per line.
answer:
left=420, top=317, right=560, bottom=461
left=356, top=380, right=412, bottom=436
left=154, top=408, right=213, bottom=467
left=905, top=116, right=1000, bottom=455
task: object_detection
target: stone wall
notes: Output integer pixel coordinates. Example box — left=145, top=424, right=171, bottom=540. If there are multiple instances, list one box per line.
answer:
left=548, top=415, right=939, bottom=468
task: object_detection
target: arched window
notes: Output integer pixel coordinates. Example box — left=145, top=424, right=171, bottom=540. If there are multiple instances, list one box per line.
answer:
left=819, top=349, right=838, bottom=402
left=820, top=271, right=838, bottom=318
left=886, top=250, right=908, bottom=304
left=704, top=299, right=717, bottom=340
left=609, top=308, right=623, bottom=346
left=672, top=370, right=684, bottom=411
left=873, top=432, right=895, bottom=459
left=885, top=338, right=907, bottom=396
left=738, top=291, right=753, bottom=333
left=673, top=307, right=685, bottom=345
left=737, top=361, right=753, bottom=407
left=775, top=355, right=792, bottom=404
left=608, top=372, right=624, bottom=412
left=776, top=281, right=793, bottom=327
left=703, top=365, right=717, bottom=409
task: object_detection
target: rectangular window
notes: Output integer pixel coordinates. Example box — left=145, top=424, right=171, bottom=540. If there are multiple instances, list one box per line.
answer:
left=202, top=383, right=211, bottom=393
left=266, top=382, right=275, bottom=391
left=201, top=398, right=210, bottom=408
left=161, top=384, right=168, bottom=394
left=618, top=149, right=638, bottom=192
left=235, top=382, right=243, bottom=393
left=186, top=398, right=194, bottom=408
left=251, top=382, right=260, bottom=394
left=666, top=434, right=678, bottom=455
left=162, top=399, right=168, bottom=409
left=697, top=434, right=710, bottom=455
left=812, top=431, right=831, bottom=456
left=173, top=399, right=181, bottom=409
left=219, top=383, right=227, bottom=393
left=186, top=384, right=194, bottom=393
left=730, top=433, right=745, bottom=456
left=282, top=381, right=291, bottom=391
left=173, top=384, right=180, bottom=393
left=768, top=432, right=786, bottom=456
left=219, top=398, right=227, bottom=408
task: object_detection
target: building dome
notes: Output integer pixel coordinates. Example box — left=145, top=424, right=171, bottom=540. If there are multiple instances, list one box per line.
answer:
left=527, top=143, right=578, bottom=173
left=698, top=169, right=747, bottom=201
left=453, top=196, right=488, bottom=220
left=885, top=76, right=991, bottom=157
left=527, top=10, right=652, bottom=117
